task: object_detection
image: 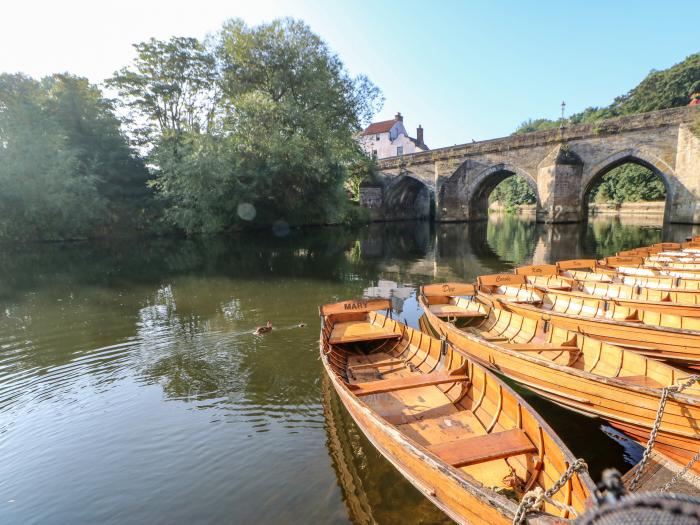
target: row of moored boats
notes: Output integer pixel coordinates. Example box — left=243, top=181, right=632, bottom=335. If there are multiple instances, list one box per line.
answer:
left=319, top=240, right=700, bottom=524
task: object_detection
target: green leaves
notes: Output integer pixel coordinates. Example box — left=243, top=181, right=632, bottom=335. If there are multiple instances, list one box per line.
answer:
left=588, top=164, right=665, bottom=204
left=0, top=73, right=150, bottom=240
left=0, top=18, right=382, bottom=239
left=108, top=37, right=218, bottom=142
left=139, top=18, right=382, bottom=234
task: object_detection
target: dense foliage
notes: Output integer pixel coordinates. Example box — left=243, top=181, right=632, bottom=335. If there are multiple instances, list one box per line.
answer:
left=493, top=53, right=700, bottom=207
left=109, top=18, right=382, bottom=234
left=488, top=175, right=537, bottom=209
left=0, top=74, right=150, bottom=240
left=588, top=163, right=665, bottom=203
left=0, top=18, right=381, bottom=240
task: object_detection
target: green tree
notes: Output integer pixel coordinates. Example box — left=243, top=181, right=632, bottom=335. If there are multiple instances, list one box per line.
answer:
left=588, top=164, right=665, bottom=203
left=346, top=154, right=379, bottom=202
left=108, top=37, right=219, bottom=144
left=0, top=73, right=149, bottom=240
left=119, top=19, right=382, bottom=234
left=489, top=176, right=537, bottom=208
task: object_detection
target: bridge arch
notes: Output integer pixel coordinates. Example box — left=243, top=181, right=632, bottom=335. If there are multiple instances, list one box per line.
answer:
left=466, top=163, right=540, bottom=220
left=382, top=174, right=434, bottom=221
left=582, top=149, right=674, bottom=223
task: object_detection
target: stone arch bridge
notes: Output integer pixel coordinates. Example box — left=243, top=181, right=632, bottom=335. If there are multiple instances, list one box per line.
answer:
left=362, top=106, right=700, bottom=223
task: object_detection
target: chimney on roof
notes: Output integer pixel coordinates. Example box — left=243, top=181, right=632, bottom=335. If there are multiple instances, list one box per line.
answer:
left=416, top=125, right=424, bottom=145
left=395, top=112, right=403, bottom=121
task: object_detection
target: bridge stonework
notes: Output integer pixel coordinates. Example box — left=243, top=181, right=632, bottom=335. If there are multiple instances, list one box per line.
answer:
left=368, top=106, right=700, bottom=223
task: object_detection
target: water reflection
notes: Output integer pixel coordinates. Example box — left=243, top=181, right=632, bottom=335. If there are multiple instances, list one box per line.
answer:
left=322, top=374, right=452, bottom=525
left=0, top=215, right=694, bottom=524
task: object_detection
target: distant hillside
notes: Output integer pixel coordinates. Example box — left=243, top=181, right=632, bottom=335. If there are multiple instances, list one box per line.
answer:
left=492, top=53, right=700, bottom=208
left=515, top=53, right=700, bottom=134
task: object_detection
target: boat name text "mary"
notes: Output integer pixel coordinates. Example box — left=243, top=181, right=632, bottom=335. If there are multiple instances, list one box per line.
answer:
left=344, top=301, right=369, bottom=310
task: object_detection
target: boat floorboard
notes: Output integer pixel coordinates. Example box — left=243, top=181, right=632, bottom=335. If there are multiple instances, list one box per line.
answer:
left=349, top=351, right=518, bottom=489
left=622, top=450, right=700, bottom=495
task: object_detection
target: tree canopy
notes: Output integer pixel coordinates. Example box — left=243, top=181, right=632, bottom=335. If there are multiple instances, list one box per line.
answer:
left=109, top=18, right=383, bottom=234
left=0, top=73, right=150, bottom=240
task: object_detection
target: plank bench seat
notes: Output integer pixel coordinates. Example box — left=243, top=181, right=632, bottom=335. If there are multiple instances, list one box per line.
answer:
left=503, top=343, right=580, bottom=352
left=616, top=375, right=664, bottom=388
left=349, top=372, right=469, bottom=397
left=329, top=321, right=401, bottom=345
left=429, top=304, right=487, bottom=319
left=427, top=428, right=537, bottom=467
left=349, top=359, right=406, bottom=371
left=464, top=328, right=509, bottom=342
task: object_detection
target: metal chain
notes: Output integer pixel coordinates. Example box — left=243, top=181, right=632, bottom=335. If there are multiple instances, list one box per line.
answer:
left=628, top=374, right=700, bottom=492
left=512, top=458, right=588, bottom=524
left=661, top=449, right=700, bottom=492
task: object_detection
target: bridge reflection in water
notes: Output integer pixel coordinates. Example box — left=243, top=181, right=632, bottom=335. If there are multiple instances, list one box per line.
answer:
left=354, top=214, right=688, bottom=285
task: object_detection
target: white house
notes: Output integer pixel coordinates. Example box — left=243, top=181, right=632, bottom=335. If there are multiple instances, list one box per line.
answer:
left=358, top=112, right=429, bottom=159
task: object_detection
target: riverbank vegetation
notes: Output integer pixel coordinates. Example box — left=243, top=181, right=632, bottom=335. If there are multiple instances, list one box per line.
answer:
left=490, top=53, right=700, bottom=209
left=2, top=26, right=698, bottom=239
left=0, top=18, right=382, bottom=241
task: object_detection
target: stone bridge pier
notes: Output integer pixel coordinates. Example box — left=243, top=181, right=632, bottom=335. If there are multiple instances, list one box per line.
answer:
left=361, top=106, right=700, bottom=224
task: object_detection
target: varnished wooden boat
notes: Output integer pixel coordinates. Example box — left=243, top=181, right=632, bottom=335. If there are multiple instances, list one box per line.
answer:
left=498, top=269, right=700, bottom=318
left=517, top=260, right=700, bottom=294
left=604, top=255, right=700, bottom=274
left=475, top=273, right=700, bottom=368
left=418, top=288, right=700, bottom=474
left=320, top=299, right=594, bottom=524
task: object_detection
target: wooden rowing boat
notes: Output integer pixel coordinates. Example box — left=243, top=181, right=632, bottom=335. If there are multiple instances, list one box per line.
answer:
left=475, top=274, right=700, bottom=368
left=320, top=298, right=594, bottom=524
left=516, top=261, right=700, bottom=298
left=418, top=288, right=700, bottom=474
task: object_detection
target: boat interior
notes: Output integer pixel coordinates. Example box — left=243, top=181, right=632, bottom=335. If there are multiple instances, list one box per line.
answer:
left=419, top=293, right=697, bottom=392
left=320, top=300, right=590, bottom=516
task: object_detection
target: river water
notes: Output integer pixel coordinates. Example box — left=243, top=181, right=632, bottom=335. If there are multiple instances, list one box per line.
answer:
left=0, top=216, right=697, bottom=524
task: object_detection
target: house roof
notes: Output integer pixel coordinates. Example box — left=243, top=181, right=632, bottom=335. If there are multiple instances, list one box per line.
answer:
left=361, top=119, right=398, bottom=135
left=409, top=137, right=429, bottom=150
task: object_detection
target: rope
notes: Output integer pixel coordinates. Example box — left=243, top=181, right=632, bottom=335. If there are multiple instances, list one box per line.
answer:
left=512, top=458, right=588, bottom=524
left=628, top=374, right=700, bottom=492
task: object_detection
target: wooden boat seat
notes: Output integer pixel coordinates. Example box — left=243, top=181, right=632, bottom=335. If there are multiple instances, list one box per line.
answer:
left=329, top=321, right=401, bottom=344
left=348, top=359, right=405, bottom=371
left=427, top=429, right=537, bottom=468
left=616, top=375, right=664, bottom=388
left=464, top=327, right=509, bottom=341
left=503, top=343, right=580, bottom=352
left=350, top=372, right=469, bottom=397
left=428, top=304, right=487, bottom=319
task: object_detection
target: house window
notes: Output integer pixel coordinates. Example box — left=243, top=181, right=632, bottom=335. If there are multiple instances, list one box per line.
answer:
left=375, top=134, right=380, bottom=141
left=397, top=146, right=403, bottom=156
left=372, top=150, right=378, bottom=158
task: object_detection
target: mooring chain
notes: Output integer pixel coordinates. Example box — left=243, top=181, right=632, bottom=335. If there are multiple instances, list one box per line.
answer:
left=512, top=458, right=588, bottom=524
left=662, top=448, right=700, bottom=491
left=628, top=374, right=700, bottom=492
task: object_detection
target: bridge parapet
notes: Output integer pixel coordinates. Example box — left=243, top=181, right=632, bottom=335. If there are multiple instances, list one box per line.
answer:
left=367, top=105, right=700, bottom=224
left=377, top=105, right=700, bottom=170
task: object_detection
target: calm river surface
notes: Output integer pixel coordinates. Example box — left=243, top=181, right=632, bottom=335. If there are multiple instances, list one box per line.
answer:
left=1, top=216, right=698, bottom=524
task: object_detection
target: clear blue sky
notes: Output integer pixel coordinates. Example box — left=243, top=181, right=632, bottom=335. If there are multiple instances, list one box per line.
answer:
left=2, top=0, right=698, bottom=147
